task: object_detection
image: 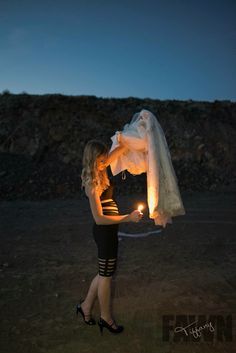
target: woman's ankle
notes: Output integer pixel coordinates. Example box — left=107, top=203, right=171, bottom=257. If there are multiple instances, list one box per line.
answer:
left=100, top=316, right=114, bottom=325
left=81, top=300, right=90, bottom=312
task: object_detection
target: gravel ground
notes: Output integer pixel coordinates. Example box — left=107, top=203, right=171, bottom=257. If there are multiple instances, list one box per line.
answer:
left=0, top=187, right=235, bottom=353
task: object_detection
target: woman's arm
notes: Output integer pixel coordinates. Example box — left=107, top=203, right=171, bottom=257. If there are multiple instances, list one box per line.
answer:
left=85, top=185, right=131, bottom=225
left=105, top=132, right=129, bottom=167
left=105, top=145, right=128, bottom=167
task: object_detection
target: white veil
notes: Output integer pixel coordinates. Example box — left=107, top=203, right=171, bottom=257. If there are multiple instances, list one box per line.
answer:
left=110, top=109, right=186, bottom=227
left=137, top=110, right=185, bottom=227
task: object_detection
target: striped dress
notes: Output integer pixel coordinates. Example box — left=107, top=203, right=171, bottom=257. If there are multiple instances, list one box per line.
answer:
left=101, top=198, right=119, bottom=215
left=92, top=179, right=120, bottom=260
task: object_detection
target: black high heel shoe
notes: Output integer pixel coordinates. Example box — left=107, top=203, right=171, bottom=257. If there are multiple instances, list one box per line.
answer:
left=76, top=299, right=96, bottom=325
left=98, top=317, right=124, bottom=335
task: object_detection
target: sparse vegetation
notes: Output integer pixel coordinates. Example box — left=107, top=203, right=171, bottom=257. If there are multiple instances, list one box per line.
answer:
left=0, top=93, right=235, bottom=200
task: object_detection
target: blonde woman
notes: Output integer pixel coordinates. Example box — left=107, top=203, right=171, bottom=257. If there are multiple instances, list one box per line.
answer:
left=77, top=136, right=143, bottom=335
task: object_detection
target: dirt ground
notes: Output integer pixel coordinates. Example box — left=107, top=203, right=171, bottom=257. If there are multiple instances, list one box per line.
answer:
left=0, top=188, right=235, bottom=353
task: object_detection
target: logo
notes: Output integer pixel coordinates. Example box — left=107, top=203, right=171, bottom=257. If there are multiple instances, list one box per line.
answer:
left=162, top=315, right=233, bottom=342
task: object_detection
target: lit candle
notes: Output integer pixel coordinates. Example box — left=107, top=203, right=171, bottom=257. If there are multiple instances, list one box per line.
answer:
left=137, top=204, right=144, bottom=212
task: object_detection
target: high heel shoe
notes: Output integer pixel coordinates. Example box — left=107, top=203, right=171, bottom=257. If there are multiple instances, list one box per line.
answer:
left=98, top=317, right=124, bottom=335
left=76, top=299, right=96, bottom=325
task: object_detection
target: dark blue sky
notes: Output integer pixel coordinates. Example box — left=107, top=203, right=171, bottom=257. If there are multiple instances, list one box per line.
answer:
left=1, top=0, right=235, bottom=101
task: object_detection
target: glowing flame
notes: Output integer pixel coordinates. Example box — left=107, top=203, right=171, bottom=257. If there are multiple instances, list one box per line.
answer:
left=137, top=204, right=144, bottom=212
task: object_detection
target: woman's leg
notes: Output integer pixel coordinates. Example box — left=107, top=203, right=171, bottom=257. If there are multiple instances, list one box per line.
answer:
left=82, top=272, right=118, bottom=329
left=97, top=258, right=119, bottom=329
left=98, top=275, right=113, bottom=322
left=81, top=252, right=117, bottom=321
left=92, top=223, right=119, bottom=328
left=81, top=273, right=99, bottom=319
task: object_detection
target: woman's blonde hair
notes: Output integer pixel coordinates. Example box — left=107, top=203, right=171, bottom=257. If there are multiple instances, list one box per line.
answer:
left=81, top=139, right=110, bottom=195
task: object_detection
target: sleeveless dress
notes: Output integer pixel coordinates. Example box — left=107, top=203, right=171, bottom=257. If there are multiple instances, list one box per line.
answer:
left=92, top=179, right=120, bottom=259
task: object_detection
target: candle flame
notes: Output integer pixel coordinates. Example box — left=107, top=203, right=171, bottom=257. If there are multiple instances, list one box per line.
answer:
left=138, top=204, right=144, bottom=212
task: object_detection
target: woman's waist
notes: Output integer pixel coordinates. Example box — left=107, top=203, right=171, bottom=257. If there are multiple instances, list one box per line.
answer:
left=100, top=198, right=118, bottom=204
left=100, top=198, right=119, bottom=214
left=93, top=222, right=119, bottom=229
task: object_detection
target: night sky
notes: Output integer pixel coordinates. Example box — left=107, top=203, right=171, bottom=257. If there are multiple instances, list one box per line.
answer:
left=1, top=0, right=235, bottom=101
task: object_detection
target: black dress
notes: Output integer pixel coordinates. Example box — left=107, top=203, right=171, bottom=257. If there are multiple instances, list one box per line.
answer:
left=84, top=168, right=120, bottom=277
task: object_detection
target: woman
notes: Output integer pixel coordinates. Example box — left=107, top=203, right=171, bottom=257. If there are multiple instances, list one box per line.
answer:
left=77, top=135, right=143, bottom=335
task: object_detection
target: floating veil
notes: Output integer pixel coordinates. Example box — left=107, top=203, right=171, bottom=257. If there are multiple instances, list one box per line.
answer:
left=109, top=109, right=186, bottom=228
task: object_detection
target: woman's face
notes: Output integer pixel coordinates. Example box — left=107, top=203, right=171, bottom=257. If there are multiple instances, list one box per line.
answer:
left=96, top=153, right=108, bottom=171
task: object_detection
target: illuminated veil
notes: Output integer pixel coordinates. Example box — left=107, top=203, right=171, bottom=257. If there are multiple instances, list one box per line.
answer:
left=110, top=109, right=186, bottom=228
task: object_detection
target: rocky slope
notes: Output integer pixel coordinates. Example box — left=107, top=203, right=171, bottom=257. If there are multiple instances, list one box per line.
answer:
left=0, top=92, right=235, bottom=200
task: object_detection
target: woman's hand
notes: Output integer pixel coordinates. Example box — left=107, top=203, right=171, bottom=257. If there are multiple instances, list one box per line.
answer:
left=117, top=131, right=126, bottom=147
left=129, top=210, right=143, bottom=223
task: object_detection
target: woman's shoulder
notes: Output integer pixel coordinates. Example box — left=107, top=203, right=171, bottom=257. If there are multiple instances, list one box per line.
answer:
left=84, top=183, right=98, bottom=198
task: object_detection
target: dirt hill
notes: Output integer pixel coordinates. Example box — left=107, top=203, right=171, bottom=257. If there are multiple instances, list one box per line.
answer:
left=0, top=92, right=235, bottom=200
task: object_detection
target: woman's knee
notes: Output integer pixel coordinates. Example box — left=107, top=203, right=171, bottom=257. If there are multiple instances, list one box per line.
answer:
left=98, top=257, right=117, bottom=277
left=98, top=274, right=113, bottom=281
